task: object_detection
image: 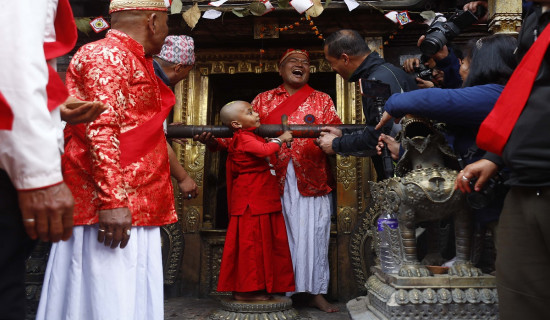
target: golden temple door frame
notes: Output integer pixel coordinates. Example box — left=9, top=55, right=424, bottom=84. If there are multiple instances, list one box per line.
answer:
left=171, top=51, right=375, bottom=300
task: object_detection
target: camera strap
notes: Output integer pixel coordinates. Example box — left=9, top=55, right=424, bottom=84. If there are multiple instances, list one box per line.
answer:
left=380, top=64, right=405, bottom=93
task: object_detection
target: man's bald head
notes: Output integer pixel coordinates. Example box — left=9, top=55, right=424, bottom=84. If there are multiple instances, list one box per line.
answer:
left=110, top=10, right=169, bottom=56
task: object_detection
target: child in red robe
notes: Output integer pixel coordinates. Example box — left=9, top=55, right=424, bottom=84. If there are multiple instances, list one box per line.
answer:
left=216, top=100, right=295, bottom=301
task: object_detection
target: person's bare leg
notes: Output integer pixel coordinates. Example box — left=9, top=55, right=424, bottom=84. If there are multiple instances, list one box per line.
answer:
left=309, top=294, right=339, bottom=313
left=233, top=291, right=272, bottom=301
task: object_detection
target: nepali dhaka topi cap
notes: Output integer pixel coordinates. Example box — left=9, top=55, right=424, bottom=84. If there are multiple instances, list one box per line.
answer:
left=109, top=0, right=171, bottom=14
left=156, top=35, right=195, bottom=65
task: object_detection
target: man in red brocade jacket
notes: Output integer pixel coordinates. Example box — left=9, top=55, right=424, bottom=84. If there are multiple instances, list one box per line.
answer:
left=36, top=1, right=176, bottom=320
left=251, top=49, right=342, bottom=312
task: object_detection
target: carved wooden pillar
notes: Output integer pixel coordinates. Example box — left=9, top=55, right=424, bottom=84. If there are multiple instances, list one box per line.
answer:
left=172, top=68, right=208, bottom=296
left=334, top=74, right=362, bottom=300
left=487, top=0, right=523, bottom=35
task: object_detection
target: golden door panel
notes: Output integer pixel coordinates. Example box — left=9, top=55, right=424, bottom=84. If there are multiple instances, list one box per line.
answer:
left=171, top=50, right=375, bottom=300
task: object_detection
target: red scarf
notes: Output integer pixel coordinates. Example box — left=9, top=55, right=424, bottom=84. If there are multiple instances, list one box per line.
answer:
left=119, top=79, right=175, bottom=167
left=262, top=84, right=314, bottom=124
left=477, top=24, right=550, bottom=155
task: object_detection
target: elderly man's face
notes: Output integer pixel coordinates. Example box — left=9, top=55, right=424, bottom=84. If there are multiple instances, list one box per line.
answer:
left=279, top=53, right=310, bottom=88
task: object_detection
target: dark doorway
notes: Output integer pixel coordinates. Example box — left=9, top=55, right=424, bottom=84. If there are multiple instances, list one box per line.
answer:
left=204, top=72, right=337, bottom=229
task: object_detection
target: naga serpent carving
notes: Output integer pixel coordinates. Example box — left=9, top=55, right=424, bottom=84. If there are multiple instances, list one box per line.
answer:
left=352, top=116, right=482, bottom=281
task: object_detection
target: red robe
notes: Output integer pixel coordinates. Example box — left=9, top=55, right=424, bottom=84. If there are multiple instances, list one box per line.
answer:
left=217, top=129, right=295, bottom=293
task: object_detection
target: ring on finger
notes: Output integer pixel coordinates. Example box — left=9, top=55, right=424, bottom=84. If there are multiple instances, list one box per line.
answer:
left=126, top=229, right=131, bottom=236
left=98, top=228, right=105, bottom=232
left=461, top=176, right=470, bottom=181
left=23, top=218, right=35, bottom=223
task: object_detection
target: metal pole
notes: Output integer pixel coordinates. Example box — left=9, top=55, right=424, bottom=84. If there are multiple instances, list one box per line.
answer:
left=166, top=124, right=368, bottom=139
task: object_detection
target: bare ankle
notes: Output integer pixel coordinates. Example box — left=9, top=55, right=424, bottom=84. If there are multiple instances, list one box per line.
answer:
left=310, top=294, right=339, bottom=313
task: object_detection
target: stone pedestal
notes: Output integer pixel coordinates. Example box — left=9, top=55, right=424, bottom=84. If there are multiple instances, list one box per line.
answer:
left=209, top=295, right=300, bottom=320
left=347, top=267, right=498, bottom=320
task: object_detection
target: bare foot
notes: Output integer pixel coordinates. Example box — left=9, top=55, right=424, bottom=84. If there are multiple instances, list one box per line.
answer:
left=309, top=294, right=339, bottom=313
left=233, top=291, right=272, bottom=301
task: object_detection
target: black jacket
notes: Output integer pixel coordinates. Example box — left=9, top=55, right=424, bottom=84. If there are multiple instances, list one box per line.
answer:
left=499, top=6, right=550, bottom=187
left=332, top=52, right=417, bottom=178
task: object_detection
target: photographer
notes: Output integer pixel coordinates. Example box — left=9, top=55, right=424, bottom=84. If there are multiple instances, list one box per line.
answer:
left=376, top=34, right=517, bottom=239
left=319, top=29, right=417, bottom=180
left=403, top=42, right=463, bottom=89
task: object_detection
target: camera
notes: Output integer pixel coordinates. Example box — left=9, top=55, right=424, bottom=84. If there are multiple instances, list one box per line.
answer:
left=413, top=64, right=433, bottom=81
left=419, top=6, right=485, bottom=57
left=359, top=79, right=394, bottom=179
left=466, top=172, right=508, bottom=210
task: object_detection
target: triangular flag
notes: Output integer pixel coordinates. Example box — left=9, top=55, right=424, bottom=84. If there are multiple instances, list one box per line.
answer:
left=290, top=0, right=313, bottom=14
left=261, top=0, right=275, bottom=14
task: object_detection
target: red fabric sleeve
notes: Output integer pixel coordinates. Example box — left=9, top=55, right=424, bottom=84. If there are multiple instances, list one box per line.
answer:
left=66, top=45, right=130, bottom=210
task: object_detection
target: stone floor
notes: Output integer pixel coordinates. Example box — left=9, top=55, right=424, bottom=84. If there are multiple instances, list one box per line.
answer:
left=164, top=296, right=351, bottom=320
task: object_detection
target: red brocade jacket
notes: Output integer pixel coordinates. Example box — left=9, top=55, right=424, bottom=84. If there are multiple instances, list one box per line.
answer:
left=63, top=30, right=177, bottom=226
left=226, top=129, right=282, bottom=216
left=251, top=85, right=342, bottom=197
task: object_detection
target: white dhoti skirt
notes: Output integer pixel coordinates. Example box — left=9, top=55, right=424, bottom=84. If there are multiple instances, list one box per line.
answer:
left=36, top=225, right=163, bottom=320
left=282, top=161, right=332, bottom=295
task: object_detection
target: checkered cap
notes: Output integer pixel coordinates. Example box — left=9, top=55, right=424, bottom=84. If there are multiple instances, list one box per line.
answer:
left=156, top=35, right=195, bottom=65
left=109, top=0, right=170, bottom=14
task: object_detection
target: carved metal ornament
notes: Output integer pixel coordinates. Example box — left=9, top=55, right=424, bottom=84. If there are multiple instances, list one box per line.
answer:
left=25, top=241, right=52, bottom=319
left=376, top=116, right=481, bottom=277
left=363, top=271, right=499, bottom=319
left=351, top=115, right=482, bottom=289
left=209, top=296, right=300, bottom=320
left=199, top=233, right=226, bottom=297
left=349, top=201, right=380, bottom=294
left=161, top=222, right=185, bottom=285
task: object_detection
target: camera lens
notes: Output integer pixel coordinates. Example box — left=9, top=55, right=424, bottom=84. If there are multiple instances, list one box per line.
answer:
left=419, top=10, right=479, bottom=57
left=420, top=35, right=444, bottom=57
